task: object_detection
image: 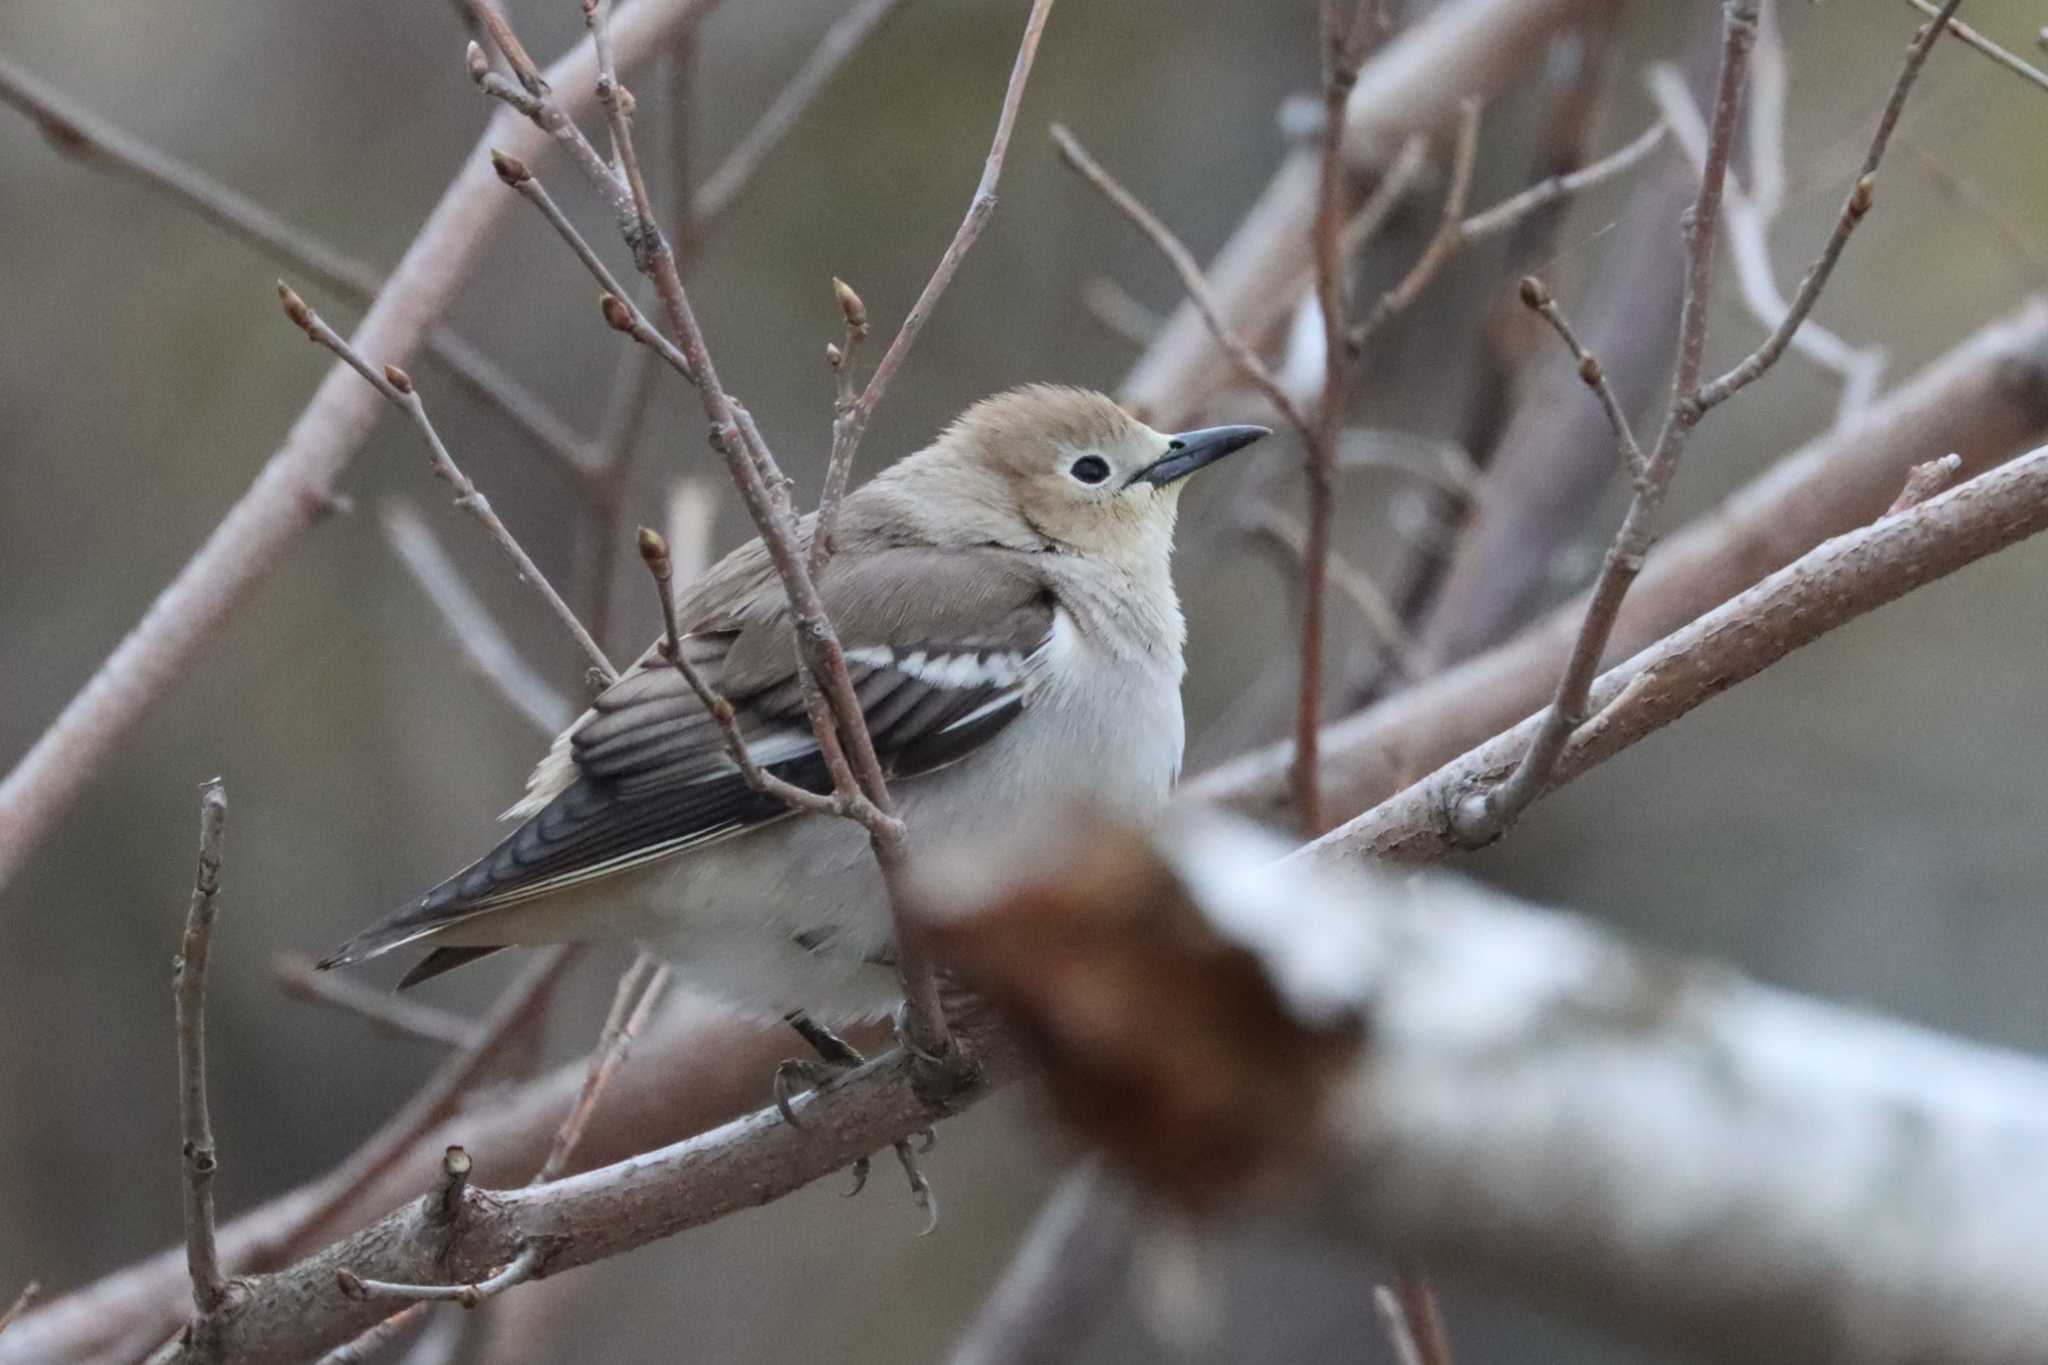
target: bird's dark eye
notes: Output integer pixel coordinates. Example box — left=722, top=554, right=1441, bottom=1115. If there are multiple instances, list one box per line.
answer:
left=1069, top=454, right=1111, bottom=485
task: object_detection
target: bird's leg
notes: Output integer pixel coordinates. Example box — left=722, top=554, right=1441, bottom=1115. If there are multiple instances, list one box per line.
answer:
left=773, top=1009, right=865, bottom=1131
left=776, top=1009, right=940, bottom=1233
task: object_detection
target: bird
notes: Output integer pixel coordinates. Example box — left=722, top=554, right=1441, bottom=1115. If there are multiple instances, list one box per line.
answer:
left=319, top=385, right=1268, bottom=1030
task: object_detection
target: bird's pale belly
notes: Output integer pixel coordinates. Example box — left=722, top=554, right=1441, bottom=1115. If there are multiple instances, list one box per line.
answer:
left=633, top=661, right=1184, bottom=1022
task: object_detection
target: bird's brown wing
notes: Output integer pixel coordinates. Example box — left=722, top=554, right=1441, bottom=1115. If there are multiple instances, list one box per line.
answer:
left=318, top=547, right=1056, bottom=975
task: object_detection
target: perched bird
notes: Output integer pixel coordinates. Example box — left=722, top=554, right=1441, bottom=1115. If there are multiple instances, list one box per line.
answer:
left=321, top=386, right=1267, bottom=1026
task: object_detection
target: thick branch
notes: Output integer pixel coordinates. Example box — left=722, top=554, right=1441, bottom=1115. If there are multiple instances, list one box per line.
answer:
left=1300, top=439, right=2048, bottom=866
left=945, top=819, right=2048, bottom=1365
left=152, top=1020, right=1024, bottom=1364
left=1187, top=299, right=2048, bottom=826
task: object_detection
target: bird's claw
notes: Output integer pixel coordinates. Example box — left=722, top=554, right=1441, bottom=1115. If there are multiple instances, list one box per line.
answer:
left=773, top=1057, right=843, bottom=1131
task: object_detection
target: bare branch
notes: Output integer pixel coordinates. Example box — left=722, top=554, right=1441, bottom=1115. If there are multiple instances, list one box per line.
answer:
left=379, top=502, right=576, bottom=737
left=460, top=0, right=551, bottom=96
left=947, top=1163, right=1138, bottom=1365
left=0, top=0, right=709, bottom=895
left=0, top=999, right=810, bottom=1364
left=1651, top=63, right=1883, bottom=418
left=1346, top=97, right=1482, bottom=353
left=0, top=1285, right=35, bottom=1340
left=1241, top=502, right=1418, bottom=678
left=1051, top=124, right=1313, bottom=438
left=1457, top=118, right=1667, bottom=242
left=1452, top=0, right=1758, bottom=845
left=1310, top=438, right=2048, bottom=866
left=533, top=954, right=672, bottom=1184
left=338, top=1244, right=544, bottom=1309
left=1188, top=301, right=2048, bottom=833
left=691, top=0, right=914, bottom=231
left=1124, top=0, right=1610, bottom=427
left=1694, top=0, right=1961, bottom=413
left=938, top=818, right=2048, bottom=1365
left=1904, top=0, right=2048, bottom=93
left=636, top=530, right=845, bottom=818
left=279, top=951, right=577, bottom=1260
left=812, top=0, right=1058, bottom=568
left=173, top=778, right=231, bottom=1348
left=1885, top=451, right=1963, bottom=514
left=312, top=1306, right=430, bottom=1365
left=272, top=951, right=483, bottom=1051
left=0, top=55, right=599, bottom=491
left=1516, top=275, right=1645, bottom=478
left=144, top=1018, right=1024, bottom=1363
left=278, top=287, right=617, bottom=686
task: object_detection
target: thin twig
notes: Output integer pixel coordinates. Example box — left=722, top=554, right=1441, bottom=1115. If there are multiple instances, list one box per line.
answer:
left=690, top=0, right=914, bottom=231
left=636, top=531, right=846, bottom=817
left=1904, top=0, right=2048, bottom=92
left=338, top=1244, right=544, bottom=1309
left=533, top=953, right=672, bottom=1184
left=1079, top=276, right=1162, bottom=349
left=379, top=501, right=576, bottom=737
left=1458, top=119, right=1668, bottom=241
left=1374, top=1286, right=1428, bottom=1365
left=1241, top=502, right=1418, bottom=677
left=811, top=0, right=1057, bottom=569
left=0, top=1285, right=35, bottom=1340
left=1517, top=276, right=1646, bottom=478
left=1694, top=0, right=1962, bottom=413
left=1050, top=125, right=1313, bottom=439
left=272, top=951, right=483, bottom=1050
left=277, top=285, right=617, bottom=686
left=1885, top=452, right=1964, bottom=515
left=1650, top=62, right=1883, bottom=419
left=1453, top=0, right=1765, bottom=845
left=312, top=1305, right=431, bottom=1365
left=281, top=951, right=577, bottom=1259
left=173, top=778, right=231, bottom=1344
left=461, top=0, right=551, bottom=96
left=0, top=56, right=599, bottom=492
left=1347, top=97, right=1482, bottom=354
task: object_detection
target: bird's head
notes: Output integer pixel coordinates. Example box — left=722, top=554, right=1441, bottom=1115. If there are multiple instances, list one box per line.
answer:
left=866, top=386, right=1269, bottom=564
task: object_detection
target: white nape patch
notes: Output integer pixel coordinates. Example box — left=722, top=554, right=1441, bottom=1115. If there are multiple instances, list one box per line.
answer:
left=1161, top=816, right=1385, bottom=1028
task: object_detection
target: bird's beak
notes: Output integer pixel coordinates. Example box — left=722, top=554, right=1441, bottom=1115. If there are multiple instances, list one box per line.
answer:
left=1129, top=424, right=1271, bottom=487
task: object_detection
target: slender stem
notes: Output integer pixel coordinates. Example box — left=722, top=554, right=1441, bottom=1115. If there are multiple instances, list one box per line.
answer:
left=1903, top=0, right=2048, bottom=92
left=1695, top=0, right=1962, bottom=412
left=174, top=780, right=231, bottom=1329
left=1463, top=0, right=1961, bottom=844
left=0, top=1283, right=38, bottom=1340
left=1517, top=276, right=1646, bottom=479
left=338, top=1244, right=545, bottom=1308
left=1458, top=120, right=1667, bottom=242
left=1050, top=126, right=1314, bottom=439
left=271, top=951, right=483, bottom=1050
left=278, top=285, right=617, bottom=686
left=379, top=502, right=577, bottom=737
left=690, top=0, right=914, bottom=232
left=812, top=0, right=1057, bottom=570
left=0, top=55, right=599, bottom=491
left=533, top=953, right=671, bottom=1183
left=1346, top=97, right=1482, bottom=355
left=310, top=1306, right=429, bottom=1365
left=1453, top=0, right=1761, bottom=845
left=277, top=951, right=577, bottom=1260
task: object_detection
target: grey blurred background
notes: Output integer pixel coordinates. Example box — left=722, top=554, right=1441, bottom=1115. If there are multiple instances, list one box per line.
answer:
left=3, top=1, right=2046, bottom=1361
